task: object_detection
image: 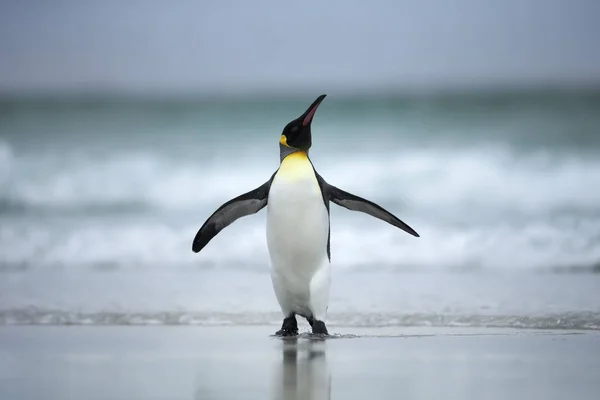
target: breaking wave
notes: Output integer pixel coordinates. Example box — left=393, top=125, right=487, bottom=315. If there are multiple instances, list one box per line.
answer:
left=2, top=140, right=600, bottom=217
left=2, top=141, right=600, bottom=272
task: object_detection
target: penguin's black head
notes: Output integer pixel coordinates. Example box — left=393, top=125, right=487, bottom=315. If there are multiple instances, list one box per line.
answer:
left=280, top=94, right=326, bottom=152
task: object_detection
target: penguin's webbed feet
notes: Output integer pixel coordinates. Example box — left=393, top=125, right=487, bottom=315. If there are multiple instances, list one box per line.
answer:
left=311, top=320, right=329, bottom=336
left=275, top=315, right=298, bottom=336
left=306, top=315, right=329, bottom=336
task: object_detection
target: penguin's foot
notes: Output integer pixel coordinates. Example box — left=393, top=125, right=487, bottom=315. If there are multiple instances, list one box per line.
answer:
left=310, top=319, right=329, bottom=336
left=312, top=320, right=328, bottom=335
left=275, top=315, right=298, bottom=336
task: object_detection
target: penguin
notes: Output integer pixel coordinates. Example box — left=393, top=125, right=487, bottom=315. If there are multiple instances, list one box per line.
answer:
left=192, top=94, right=419, bottom=336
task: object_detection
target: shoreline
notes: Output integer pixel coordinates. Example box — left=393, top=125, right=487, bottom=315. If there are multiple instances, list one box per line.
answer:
left=1, top=324, right=596, bottom=335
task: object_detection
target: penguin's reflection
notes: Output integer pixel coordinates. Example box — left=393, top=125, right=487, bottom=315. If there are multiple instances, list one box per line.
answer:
left=272, top=338, right=331, bottom=400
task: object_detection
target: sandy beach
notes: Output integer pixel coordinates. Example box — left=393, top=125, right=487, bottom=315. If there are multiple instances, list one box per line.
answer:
left=1, top=326, right=599, bottom=400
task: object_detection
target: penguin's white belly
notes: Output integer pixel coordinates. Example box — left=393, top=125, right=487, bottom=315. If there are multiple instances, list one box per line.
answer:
left=266, top=156, right=330, bottom=320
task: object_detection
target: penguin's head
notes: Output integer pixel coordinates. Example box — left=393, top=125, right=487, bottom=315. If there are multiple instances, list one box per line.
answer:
left=280, top=94, right=326, bottom=152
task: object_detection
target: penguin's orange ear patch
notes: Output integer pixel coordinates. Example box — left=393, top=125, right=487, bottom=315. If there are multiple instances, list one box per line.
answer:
left=279, top=135, right=289, bottom=146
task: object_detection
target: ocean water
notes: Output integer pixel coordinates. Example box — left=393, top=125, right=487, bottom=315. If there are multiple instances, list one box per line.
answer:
left=1, top=91, right=600, bottom=329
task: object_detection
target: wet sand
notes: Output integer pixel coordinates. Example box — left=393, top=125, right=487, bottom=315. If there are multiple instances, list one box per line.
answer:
left=1, top=326, right=599, bottom=400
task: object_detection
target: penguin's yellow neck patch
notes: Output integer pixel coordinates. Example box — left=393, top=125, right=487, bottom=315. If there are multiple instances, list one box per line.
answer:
left=278, top=151, right=314, bottom=181
left=279, top=134, right=289, bottom=147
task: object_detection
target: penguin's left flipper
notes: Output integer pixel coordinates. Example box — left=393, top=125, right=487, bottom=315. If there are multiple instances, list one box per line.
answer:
left=320, top=177, right=420, bottom=238
left=192, top=172, right=277, bottom=253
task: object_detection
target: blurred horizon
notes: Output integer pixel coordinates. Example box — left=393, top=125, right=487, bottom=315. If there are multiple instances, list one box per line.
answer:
left=2, top=83, right=600, bottom=104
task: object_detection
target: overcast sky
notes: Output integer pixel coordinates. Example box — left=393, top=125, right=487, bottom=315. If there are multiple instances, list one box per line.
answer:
left=1, top=0, right=599, bottom=95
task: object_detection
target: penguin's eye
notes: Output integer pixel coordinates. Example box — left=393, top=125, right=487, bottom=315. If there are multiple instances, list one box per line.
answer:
left=290, top=126, right=299, bottom=133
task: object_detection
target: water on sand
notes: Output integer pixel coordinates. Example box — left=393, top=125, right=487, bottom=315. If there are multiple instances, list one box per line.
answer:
left=1, top=326, right=599, bottom=400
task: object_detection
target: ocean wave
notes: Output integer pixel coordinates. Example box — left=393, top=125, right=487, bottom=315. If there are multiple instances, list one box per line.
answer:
left=0, top=145, right=273, bottom=212
left=1, top=218, right=600, bottom=272
left=1, top=308, right=598, bottom=330
left=2, top=141, right=600, bottom=217
left=2, top=137, right=600, bottom=272
left=2, top=202, right=600, bottom=273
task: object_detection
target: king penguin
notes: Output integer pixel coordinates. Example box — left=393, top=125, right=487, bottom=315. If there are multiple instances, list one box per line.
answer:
left=192, top=94, right=420, bottom=336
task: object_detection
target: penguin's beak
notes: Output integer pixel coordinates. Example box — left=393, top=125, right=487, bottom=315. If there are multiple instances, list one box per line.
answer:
left=301, top=94, right=327, bottom=127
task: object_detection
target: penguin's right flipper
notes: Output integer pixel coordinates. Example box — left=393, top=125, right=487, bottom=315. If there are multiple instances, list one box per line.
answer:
left=192, top=172, right=277, bottom=253
left=314, top=172, right=419, bottom=238
left=328, top=184, right=419, bottom=237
